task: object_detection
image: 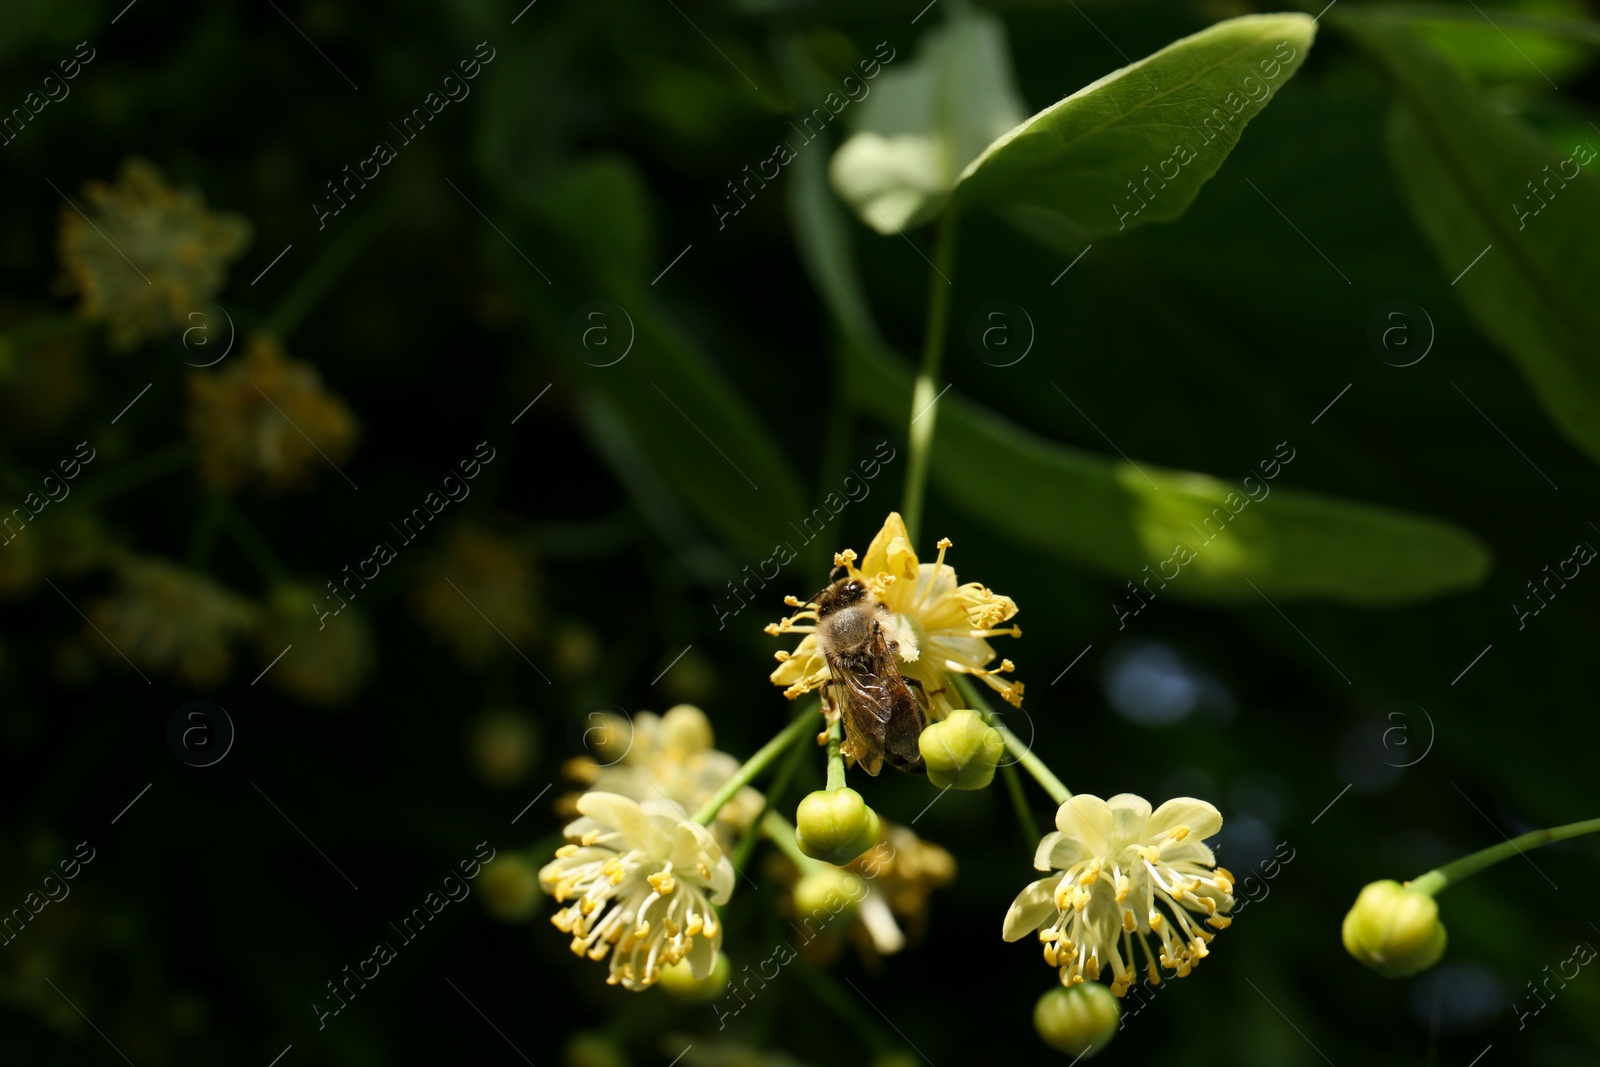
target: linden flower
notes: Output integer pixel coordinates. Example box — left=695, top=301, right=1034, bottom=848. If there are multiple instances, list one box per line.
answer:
left=848, top=823, right=957, bottom=947
left=255, top=583, right=372, bottom=705
left=1003, top=794, right=1235, bottom=995
left=187, top=335, right=358, bottom=492
left=582, top=706, right=765, bottom=852
left=90, top=558, right=258, bottom=684
left=59, top=157, right=251, bottom=350
left=767, top=511, right=1022, bottom=717
left=795, top=822, right=957, bottom=961
left=540, top=792, right=734, bottom=991
left=412, top=523, right=539, bottom=667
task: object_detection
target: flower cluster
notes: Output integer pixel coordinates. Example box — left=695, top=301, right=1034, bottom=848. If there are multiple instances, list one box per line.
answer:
left=532, top=511, right=1244, bottom=1042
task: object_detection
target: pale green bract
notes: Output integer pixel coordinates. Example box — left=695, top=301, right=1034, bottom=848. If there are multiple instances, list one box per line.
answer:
left=831, top=12, right=1316, bottom=244
left=829, top=5, right=1027, bottom=234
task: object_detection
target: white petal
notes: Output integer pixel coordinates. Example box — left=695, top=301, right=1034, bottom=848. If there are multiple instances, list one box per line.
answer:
left=670, top=819, right=720, bottom=871
left=1002, top=873, right=1063, bottom=941
left=1164, top=841, right=1217, bottom=867
left=687, top=909, right=721, bottom=977
left=858, top=892, right=907, bottom=955
left=577, top=792, right=653, bottom=844
left=1107, top=793, right=1153, bottom=847
left=1032, top=831, right=1062, bottom=870
left=1055, top=794, right=1114, bottom=853
left=1035, top=831, right=1091, bottom=872
left=1148, top=796, right=1223, bottom=840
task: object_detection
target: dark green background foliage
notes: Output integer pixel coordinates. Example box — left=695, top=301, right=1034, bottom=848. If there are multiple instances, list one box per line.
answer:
left=2, top=0, right=1599, bottom=1063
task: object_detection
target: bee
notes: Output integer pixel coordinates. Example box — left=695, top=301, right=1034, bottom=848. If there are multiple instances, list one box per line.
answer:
left=812, top=576, right=927, bottom=776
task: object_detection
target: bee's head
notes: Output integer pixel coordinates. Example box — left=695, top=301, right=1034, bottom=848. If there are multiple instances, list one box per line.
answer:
left=817, top=578, right=869, bottom=616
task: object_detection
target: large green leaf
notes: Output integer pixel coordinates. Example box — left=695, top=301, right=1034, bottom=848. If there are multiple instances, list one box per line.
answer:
left=1345, top=21, right=1600, bottom=467
left=790, top=110, right=1489, bottom=605
left=517, top=160, right=806, bottom=555
left=845, top=348, right=1488, bottom=604
left=952, top=13, right=1316, bottom=241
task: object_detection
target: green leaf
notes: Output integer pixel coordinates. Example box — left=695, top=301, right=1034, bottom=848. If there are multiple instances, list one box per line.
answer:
left=845, top=346, right=1488, bottom=605
left=788, top=105, right=1489, bottom=605
left=829, top=6, right=1027, bottom=234
left=1347, top=1, right=1600, bottom=48
left=518, top=160, right=806, bottom=556
left=1345, top=21, right=1600, bottom=466
left=952, top=13, right=1316, bottom=241
left=1414, top=0, right=1594, bottom=88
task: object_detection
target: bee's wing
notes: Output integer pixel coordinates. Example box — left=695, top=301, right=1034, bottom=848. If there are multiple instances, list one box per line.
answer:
left=822, top=646, right=893, bottom=777
left=873, top=627, right=928, bottom=775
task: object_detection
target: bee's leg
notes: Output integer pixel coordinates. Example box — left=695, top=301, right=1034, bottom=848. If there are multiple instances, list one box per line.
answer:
left=902, top=675, right=941, bottom=719
left=818, top=687, right=840, bottom=746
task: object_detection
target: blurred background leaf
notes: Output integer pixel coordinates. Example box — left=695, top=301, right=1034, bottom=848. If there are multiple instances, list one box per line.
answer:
left=1347, top=20, right=1600, bottom=473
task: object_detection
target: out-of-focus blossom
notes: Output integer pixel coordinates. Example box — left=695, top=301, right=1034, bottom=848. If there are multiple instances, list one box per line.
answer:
left=412, top=523, right=539, bottom=667
left=90, top=558, right=257, bottom=684
left=59, top=158, right=250, bottom=350
left=187, top=335, right=357, bottom=492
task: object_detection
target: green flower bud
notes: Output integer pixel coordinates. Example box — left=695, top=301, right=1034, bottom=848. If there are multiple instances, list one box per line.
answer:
left=792, top=866, right=866, bottom=924
left=1342, top=879, right=1448, bottom=978
left=657, top=951, right=731, bottom=1001
left=1034, top=983, right=1119, bottom=1057
left=795, top=788, right=880, bottom=865
left=918, top=709, right=1004, bottom=790
left=478, top=854, right=541, bottom=922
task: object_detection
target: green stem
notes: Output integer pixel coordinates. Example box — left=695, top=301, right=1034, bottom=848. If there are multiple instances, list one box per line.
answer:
left=998, top=721, right=1071, bottom=805
left=824, top=712, right=846, bottom=791
left=74, top=440, right=194, bottom=508
left=220, top=499, right=290, bottom=585
left=1001, top=759, right=1041, bottom=844
left=761, top=809, right=823, bottom=873
left=692, top=704, right=818, bottom=825
left=901, top=212, right=960, bottom=546
left=791, top=958, right=895, bottom=1055
left=732, top=720, right=813, bottom=871
left=263, top=205, right=388, bottom=339
left=1409, top=815, right=1600, bottom=896
left=1, top=315, right=93, bottom=350
left=185, top=491, right=227, bottom=569
left=951, top=672, right=1072, bottom=805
